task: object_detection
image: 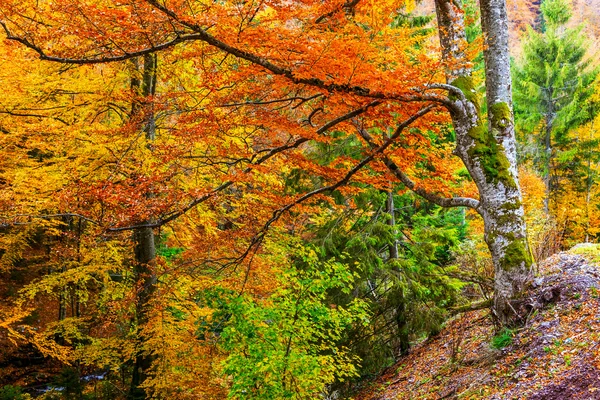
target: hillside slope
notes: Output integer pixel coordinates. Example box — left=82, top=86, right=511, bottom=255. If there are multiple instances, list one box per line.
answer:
left=356, top=245, right=600, bottom=399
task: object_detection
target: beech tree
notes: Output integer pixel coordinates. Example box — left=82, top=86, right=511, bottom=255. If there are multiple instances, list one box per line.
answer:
left=0, top=0, right=530, bottom=333
left=129, top=54, right=159, bottom=400
left=433, top=0, right=532, bottom=321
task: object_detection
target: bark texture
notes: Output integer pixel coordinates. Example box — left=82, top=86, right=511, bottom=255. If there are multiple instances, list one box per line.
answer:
left=479, top=0, right=533, bottom=323
left=435, top=0, right=533, bottom=324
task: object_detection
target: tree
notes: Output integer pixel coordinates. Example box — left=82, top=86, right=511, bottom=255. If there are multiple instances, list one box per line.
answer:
left=308, top=187, right=465, bottom=382
left=1, top=0, right=532, bottom=323
left=128, top=53, right=159, bottom=400
left=220, top=244, right=369, bottom=399
left=0, top=1, right=532, bottom=391
left=514, top=0, right=599, bottom=214
left=433, top=0, right=532, bottom=322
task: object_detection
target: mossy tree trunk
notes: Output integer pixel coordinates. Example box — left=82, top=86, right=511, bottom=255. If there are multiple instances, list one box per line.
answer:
left=435, top=0, right=533, bottom=325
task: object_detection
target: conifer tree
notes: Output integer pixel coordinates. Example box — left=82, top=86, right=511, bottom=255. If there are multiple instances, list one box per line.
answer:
left=513, top=0, right=599, bottom=213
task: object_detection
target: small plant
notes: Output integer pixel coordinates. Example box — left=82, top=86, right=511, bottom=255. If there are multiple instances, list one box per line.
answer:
left=514, top=356, right=524, bottom=366
left=491, top=328, right=515, bottom=349
left=0, top=385, right=31, bottom=400
left=543, top=342, right=560, bottom=355
left=543, top=346, right=551, bottom=353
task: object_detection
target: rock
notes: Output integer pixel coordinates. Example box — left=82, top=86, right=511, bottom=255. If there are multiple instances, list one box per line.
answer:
left=541, top=334, right=557, bottom=344
left=533, top=277, right=545, bottom=288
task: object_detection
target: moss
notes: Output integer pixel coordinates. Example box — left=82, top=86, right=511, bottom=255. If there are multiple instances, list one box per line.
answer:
left=487, top=230, right=514, bottom=246
left=495, top=213, right=518, bottom=228
left=450, top=76, right=482, bottom=112
left=569, top=243, right=600, bottom=263
left=489, top=102, right=511, bottom=130
left=467, top=129, right=516, bottom=188
left=450, top=76, right=516, bottom=189
left=463, top=100, right=517, bottom=189
left=467, top=123, right=486, bottom=142
left=500, top=239, right=532, bottom=271
left=500, top=200, right=522, bottom=211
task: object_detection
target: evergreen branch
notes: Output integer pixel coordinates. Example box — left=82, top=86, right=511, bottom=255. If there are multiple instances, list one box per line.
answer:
left=228, top=105, right=437, bottom=269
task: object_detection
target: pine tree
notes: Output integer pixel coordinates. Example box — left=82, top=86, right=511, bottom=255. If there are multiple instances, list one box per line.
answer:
left=513, top=0, right=599, bottom=213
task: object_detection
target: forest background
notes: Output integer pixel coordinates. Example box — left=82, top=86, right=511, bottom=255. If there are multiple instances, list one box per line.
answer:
left=0, top=0, right=599, bottom=398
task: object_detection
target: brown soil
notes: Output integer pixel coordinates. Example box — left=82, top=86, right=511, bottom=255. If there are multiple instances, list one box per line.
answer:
left=356, top=250, right=600, bottom=400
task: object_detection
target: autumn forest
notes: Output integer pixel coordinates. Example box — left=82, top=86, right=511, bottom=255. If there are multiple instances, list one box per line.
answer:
left=1, top=0, right=599, bottom=398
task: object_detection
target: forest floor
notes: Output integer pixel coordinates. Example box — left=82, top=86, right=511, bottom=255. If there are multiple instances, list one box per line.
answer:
left=356, top=244, right=600, bottom=400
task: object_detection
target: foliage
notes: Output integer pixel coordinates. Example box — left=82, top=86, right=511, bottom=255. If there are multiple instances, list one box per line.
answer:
left=491, top=328, right=515, bottom=349
left=304, top=187, right=467, bottom=382
left=0, top=0, right=592, bottom=397
left=220, top=245, right=369, bottom=399
left=0, top=385, right=31, bottom=400
left=52, top=368, right=84, bottom=400
left=513, top=0, right=599, bottom=210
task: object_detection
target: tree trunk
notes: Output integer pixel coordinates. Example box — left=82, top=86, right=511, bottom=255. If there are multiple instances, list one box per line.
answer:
left=543, top=102, right=555, bottom=214
left=479, top=0, right=533, bottom=324
left=128, top=53, right=158, bottom=400
left=435, top=0, right=533, bottom=325
left=129, top=226, right=157, bottom=400
left=585, top=117, right=595, bottom=242
left=385, top=190, right=409, bottom=356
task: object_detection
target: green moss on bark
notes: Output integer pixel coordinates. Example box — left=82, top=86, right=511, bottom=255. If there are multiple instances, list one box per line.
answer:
left=489, top=102, right=511, bottom=129
left=500, top=200, right=522, bottom=211
left=464, top=101, right=516, bottom=189
left=450, top=76, right=516, bottom=189
left=450, top=76, right=482, bottom=112
left=486, top=228, right=532, bottom=271
left=467, top=130, right=515, bottom=188
left=500, top=238, right=532, bottom=271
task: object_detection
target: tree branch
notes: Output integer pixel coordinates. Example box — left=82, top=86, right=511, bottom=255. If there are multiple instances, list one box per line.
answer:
left=314, top=0, right=363, bottom=24
left=106, top=101, right=383, bottom=232
left=355, top=122, right=480, bottom=210
left=0, top=21, right=204, bottom=65
left=449, top=298, right=492, bottom=315
left=232, top=105, right=436, bottom=265
left=2, top=5, right=451, bottom=107
left=0, top=213, right=100, bottom=228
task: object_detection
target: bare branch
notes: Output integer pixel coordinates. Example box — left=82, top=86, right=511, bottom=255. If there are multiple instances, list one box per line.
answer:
left=426, top=83, right=467, bottom=101
left=0, top=109, right=69, bottom=125
left=1, top=21, right=204, bottom=64
left=220, top=94, right=323, bottom=108
left=0, top=213, right=99, bottom=227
